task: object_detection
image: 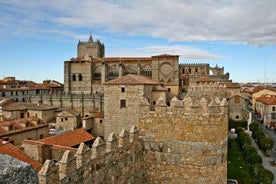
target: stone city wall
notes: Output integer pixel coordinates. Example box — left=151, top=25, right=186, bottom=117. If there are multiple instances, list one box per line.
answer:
left=38, top=126, right=145, bottom=184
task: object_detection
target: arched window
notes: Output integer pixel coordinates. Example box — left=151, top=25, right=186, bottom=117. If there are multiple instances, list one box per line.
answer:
left=78, top=73, right=83, bottom=81
left=141, top=64, right=152, bottom=77
left=72, top=74, right=76, bottom=81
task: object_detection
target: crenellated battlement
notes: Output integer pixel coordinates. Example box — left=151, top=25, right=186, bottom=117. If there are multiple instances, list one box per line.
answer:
left=140, top=82, right=228, bottom=116
left=38, top=125, right=145, bottom=184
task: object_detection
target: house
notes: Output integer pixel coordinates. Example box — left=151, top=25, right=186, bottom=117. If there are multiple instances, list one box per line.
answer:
left=2, top=101, right=58, bottom=123
left=0, top=116, right=49, bottom=146
left=256, top=95, right=276, bottom=128
left=56, top=110, right=81, bottom=130
left=249, top=87, right=276, bottom=111
left=23, top=128, right=95, bottom=163
left=0, top=143, right=42, bottom=172
left=228, top=95, right=248, bottom=121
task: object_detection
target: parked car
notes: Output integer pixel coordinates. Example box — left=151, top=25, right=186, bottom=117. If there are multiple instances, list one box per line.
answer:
left=227, top=179, right=238, bottom=184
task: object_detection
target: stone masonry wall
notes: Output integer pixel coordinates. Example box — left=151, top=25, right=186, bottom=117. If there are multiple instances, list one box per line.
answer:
left=38, top=125, right=145, bottom=184
left=138, top=83, right=228, bottom=184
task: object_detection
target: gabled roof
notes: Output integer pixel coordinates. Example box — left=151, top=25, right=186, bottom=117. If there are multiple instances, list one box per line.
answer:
left=104, top=74, right=158, bottom=85
left=40, top=128, right=95, bottom=147
left=0, top=143, right=42, bottom=171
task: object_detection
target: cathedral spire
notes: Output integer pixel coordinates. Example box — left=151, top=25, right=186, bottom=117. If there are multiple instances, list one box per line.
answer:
left=88, top=34, right=93, bottom=43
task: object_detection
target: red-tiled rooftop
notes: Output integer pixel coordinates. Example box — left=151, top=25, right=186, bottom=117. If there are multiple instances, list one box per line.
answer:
left=0, top=143, right=42, bottom=171
left=40, top=128, right=95, bottom=147
left=256, top=96, right=276, bottom=105
left=104, top=74, right=158, bottom=85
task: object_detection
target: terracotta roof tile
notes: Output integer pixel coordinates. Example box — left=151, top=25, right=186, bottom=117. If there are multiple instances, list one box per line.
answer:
left=104, top=74, right=158, bottom=85
left=0, top=143, right=42, bottom=171
left=256, top=96, right=276, bottom=105
left=40, top=128, right=95, bottom=147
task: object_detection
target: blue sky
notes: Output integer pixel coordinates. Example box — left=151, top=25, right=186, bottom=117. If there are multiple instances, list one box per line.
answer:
left=0, top=0, right=276, bottom=83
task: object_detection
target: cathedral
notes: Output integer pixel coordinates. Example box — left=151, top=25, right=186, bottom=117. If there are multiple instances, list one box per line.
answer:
left=64, top=35, right=230, bottom=100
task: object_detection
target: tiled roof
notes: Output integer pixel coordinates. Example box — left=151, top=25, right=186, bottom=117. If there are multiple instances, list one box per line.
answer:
left=40, top=128, right=95, bottom=147
left=152, top=85, right=167, bottom=91
left=0, top=117, right=48, bottom=135
left=0, top=143, right=42, bottom=171
left=104, top=74, right=158, bottom=85
left=256, top=96, right=276, bottom=105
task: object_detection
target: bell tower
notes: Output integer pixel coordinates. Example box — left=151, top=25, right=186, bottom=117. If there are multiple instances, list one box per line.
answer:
left=77, top=35, right=105, bottom=58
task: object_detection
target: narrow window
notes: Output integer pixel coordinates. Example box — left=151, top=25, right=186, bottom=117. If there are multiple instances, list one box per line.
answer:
left=153, top=101, right=156, bottom=105
left=78, top=74, right=83, bottom=81
left=100, top=119, right=103, bottom=123
left=168, top=88, right=171, bottom=92
left=120, top=100, right=126, bottom=108
left=235, top=115, right=239, bottom=120
left=121, top=87, right=125, bottom=93
left=272, top=106, right=275, bottom=111
left=72, top=74, right=76, bottom=81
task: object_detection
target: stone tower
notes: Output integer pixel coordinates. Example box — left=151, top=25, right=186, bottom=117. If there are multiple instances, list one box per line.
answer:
left=77, top=35, right=104, bottom=58
left=139, top=82, right=228, bottom=183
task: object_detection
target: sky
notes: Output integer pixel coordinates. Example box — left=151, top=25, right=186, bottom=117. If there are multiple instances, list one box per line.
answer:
left=0, top=0, right=276, bottom=84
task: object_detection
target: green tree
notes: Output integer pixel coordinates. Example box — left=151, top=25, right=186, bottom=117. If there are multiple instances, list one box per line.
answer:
left=259, top=137, right=274, bottom=152
left=257, top=167, right=274, bottom=184
left=238, top=132, right=251, bottom=147
left=249, top=122, right=260, bottom=134
left=247, top=152, right=262, bottom=165
left=244, top=145, right=257, bottom=157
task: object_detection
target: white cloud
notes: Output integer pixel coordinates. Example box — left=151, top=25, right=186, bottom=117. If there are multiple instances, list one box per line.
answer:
left=1, top=0, right=276, bottom=45
left=107, top=45, right=223, bottom=60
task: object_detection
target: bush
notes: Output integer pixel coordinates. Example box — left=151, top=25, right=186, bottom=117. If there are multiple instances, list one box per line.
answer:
left=256, top=167, right=274, bottom=184
left=229, top=119, right=248, bottom=130
left=238, top=132, right=251, bottom=147
left=244, top=145, right=257, bottom=156
left=249, top=122, right=260, bottom=133
left=235, top=127, right=244, bottom=135
left=259, top=137, right=274, bottom=152
left=247, top=152, right=262, bottom=165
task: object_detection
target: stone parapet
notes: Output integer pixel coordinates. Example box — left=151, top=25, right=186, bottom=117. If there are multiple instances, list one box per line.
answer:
left=38, top=125, right=144, bottom=184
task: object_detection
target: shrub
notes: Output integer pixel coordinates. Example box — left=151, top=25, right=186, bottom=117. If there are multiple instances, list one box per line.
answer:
left=229, top=119, right=248, bottom=130
left=249, top=122, right=260, bottom=133
left=235, top=127, right=244, bottom=135
left=247, top=152, right=262, bottom=165
left=256, top=167, right=274, bottom=184
left=259, top=137, right=274, bottom=152
left=244, top=145, right=257, bottom=156
left=238, top=132, right=251, bottom=147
